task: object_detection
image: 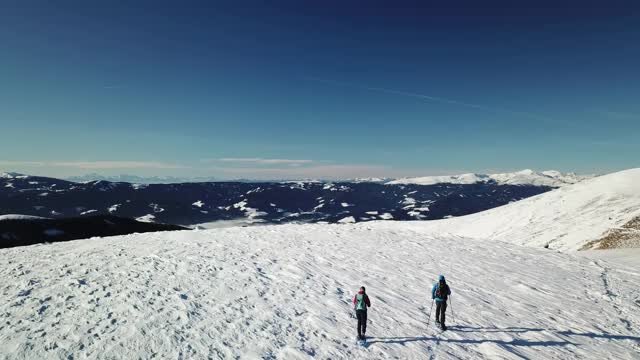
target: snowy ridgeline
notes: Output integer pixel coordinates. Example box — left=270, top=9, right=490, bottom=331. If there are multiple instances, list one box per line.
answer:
left=415, top=168, right=640, bottom=251
left=386, top=169, right=591, bottom=187
left=0, top=223, right=639, bottom=359
left=0, top=170, right=569, bottom=226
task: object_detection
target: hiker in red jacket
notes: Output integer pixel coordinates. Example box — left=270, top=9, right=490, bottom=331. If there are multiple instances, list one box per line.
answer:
left=353, top=286, right=371, bottom=341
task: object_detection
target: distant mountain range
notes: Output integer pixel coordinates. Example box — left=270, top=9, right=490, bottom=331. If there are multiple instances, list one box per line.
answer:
left=386, top=169, right=592, bottom=187
left=65, top=173, right=220, bottom=184
left=0, top=171, right=580, bottom=227
left=61, top=170, right=591, bottom=186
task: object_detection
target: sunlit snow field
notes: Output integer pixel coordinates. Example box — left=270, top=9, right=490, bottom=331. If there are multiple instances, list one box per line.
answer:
left=1, top=223, right=639, bottom=359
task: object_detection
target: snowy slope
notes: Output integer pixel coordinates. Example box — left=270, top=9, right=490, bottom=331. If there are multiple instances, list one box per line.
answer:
left=416, top=168, right=640, bottom=251
left=0, top=214, right=50, bottom=221
left=387, top=169, right=590, bottom=187
left=0, top=172, right=29, bottom=180
left=1, top=224, right=638, bottom=359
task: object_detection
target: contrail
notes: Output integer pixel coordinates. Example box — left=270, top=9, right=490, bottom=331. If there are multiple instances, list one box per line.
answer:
left=306, top=77, right=553, bottom=122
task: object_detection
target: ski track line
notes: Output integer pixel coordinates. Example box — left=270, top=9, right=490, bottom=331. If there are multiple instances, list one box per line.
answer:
left=591, top=260, right=637, bottom=334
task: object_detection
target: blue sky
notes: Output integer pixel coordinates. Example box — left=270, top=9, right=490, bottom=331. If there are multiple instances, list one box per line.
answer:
left=1, top=1, right=639, bottom=179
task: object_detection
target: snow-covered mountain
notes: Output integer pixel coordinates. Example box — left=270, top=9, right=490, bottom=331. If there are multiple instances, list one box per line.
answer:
left=347, top=177, right=392, bottom=183
left=65, top=173, right=220, bottom=184
left=415, top=168, right=640, bottom=251
left=0, top=172, right=30, bottom=180
left=1, top=173, right=551, bottom=226
left=0, top=214, right=49, bottom=221
left=387, top=169, right=591, bottom=187
left=9, top=169, right=590, bottom=187
left=1, top=169, right=639, bottom=359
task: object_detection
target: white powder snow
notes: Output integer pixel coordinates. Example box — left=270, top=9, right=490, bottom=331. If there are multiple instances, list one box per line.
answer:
left=0, top=222, right=637, bottom=359
left=233, top=200, right=267, bottom=222
left=323, top=183, right=334, bottom=190
left=0, top=172, right=28, bottom=179
left=402, top=197, right=416, bottom=205
left=149, top=203, right=165, bottom=213
left=401, top=197, right=416, bottom=210
left=407, top=211, right=425, bottom=218
left=233, top=200, right=248, bottom=209
left=337, top=216, right=356, bottom=224
left=136, top=214, right=156, bottom=223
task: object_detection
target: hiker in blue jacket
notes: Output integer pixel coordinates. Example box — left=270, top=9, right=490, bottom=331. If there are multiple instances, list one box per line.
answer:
left=432, top=275, right=452, bottom=330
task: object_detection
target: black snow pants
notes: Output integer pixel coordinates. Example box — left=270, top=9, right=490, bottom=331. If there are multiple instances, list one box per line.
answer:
left=435, top=301, right=447, bottom=325
left=356, top=310, right=368, bottom=336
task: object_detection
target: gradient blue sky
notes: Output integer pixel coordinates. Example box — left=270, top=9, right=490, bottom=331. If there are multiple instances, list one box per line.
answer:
left=1, top=1, right=639, bottom=179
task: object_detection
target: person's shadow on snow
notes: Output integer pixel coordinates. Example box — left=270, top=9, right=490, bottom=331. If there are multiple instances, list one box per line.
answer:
left=366, top=326, right=640, bottom=347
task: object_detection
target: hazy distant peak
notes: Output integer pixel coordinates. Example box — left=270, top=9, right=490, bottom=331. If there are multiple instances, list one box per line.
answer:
left=386, top=170, right=593, bottom=187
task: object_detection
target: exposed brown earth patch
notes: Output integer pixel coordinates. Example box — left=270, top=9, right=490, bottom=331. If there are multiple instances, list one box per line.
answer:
left=580, top=216, right=640, bottom=250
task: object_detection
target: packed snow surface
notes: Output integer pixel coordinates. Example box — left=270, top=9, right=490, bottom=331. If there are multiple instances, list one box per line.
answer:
left=418, top=168, right=640, bottom=251
left=387, top=169, right=590, bottom=187
left=1, top=222, right=639, bottom=359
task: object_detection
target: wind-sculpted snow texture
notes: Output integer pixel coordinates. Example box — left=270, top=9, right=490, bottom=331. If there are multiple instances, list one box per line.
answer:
left=0, top=174, right=551, bottom=226
left=1, top=223, right=639, bottom=359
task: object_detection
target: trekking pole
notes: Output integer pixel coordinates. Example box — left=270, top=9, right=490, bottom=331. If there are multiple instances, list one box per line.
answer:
left=450, top=295, right=455, bottom=323
left=426, top=299, right=434, bottom=328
